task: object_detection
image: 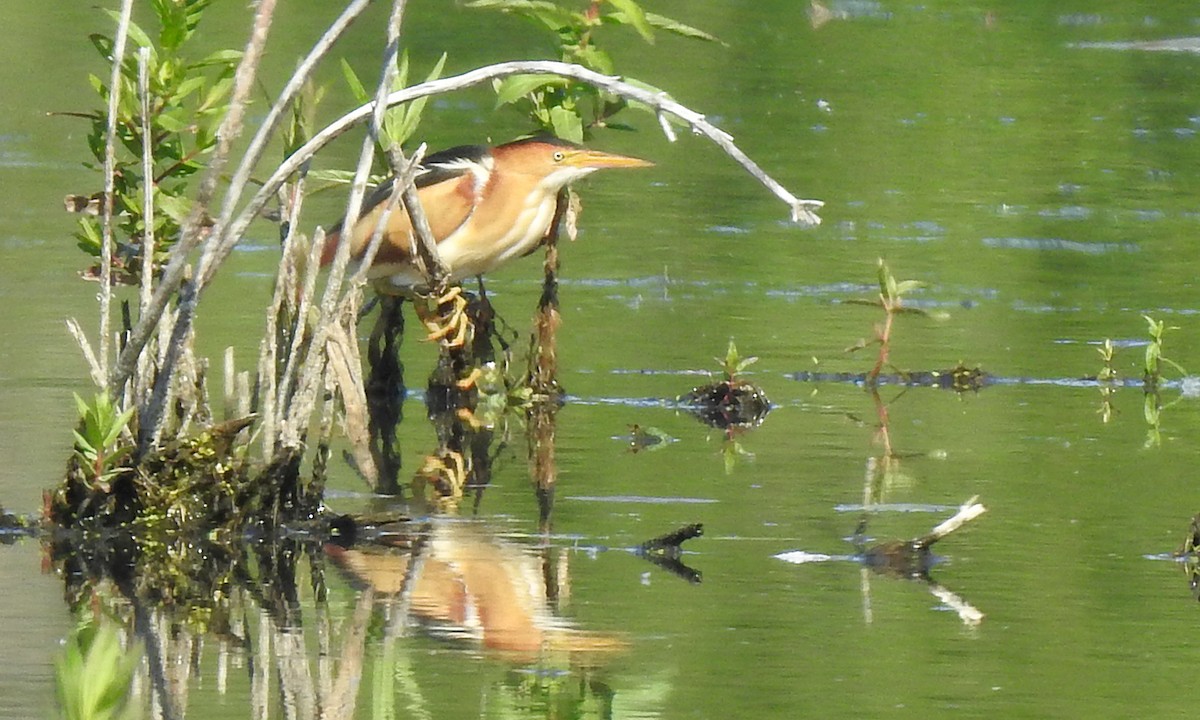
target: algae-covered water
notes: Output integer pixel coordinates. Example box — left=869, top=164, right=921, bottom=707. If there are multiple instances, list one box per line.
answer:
left=5, top=2, right=1200, bottom=718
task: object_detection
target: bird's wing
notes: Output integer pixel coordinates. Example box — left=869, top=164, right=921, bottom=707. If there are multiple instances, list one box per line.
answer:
left=322, top=145, right=493, bottom=267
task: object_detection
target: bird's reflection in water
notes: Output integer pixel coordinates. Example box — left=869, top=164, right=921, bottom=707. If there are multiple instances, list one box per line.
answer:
left=326, top=518, right=626, bottom=662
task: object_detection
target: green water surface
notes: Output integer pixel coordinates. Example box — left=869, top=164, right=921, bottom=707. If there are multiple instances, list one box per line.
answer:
left=3, top=1, right=1200, bottom=718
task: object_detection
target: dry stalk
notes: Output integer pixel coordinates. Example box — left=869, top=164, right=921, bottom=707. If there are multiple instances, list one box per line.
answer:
left=258, top=173, right=310, bottom=455
left=66, top=319, right=105, bottom=389
left=277, top=0, right=427, bottom=450
left=924, top=496, right=987, bottom=544
left=97, top=0, right=135, bottom=381
left=137, top=46, right=154, bottom=316
left=325, top=317, right=377, bottom=483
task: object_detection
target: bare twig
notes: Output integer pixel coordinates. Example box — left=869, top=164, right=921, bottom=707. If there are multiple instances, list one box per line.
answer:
left=66, top=319, right=106, bottom=389
left=924, top=496, right=986, bottom=545
left=369, top=0, right=447, bottom=289
left=216, top=60, right=823, bottom=279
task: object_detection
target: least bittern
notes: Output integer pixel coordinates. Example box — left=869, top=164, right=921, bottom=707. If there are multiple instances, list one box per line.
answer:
left=322, top=136, right=653, bottom=346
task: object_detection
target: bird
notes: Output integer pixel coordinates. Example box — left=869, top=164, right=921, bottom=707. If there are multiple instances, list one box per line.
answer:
left=321, top=136, right=653, bottom=346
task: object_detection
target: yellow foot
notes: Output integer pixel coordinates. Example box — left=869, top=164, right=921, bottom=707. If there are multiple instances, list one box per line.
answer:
left=418, top=286, right=473, bottom=348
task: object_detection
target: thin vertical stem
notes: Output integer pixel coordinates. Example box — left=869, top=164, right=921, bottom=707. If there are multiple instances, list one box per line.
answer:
left=137, top=45, right=154, bottom=315
left=98, top=0, right=135, bottom=382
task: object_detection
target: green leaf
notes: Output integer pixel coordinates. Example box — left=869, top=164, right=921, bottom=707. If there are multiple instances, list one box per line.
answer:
left=199, top=48, right=242, bottom=66
left=102, top=407, right=135, bottom=448
left=340, top=59, right=370, bottom=105
left=156, top=111, right=189, bottom=134
left=576, top=44, right=615, bottom=74
left=494, top=74, right=567, bottom=106
left=89, top=33, right=114, bottom=61
left=170, top=75, right=207, bottom=103
left=467, top=0, right=577, bottom=30
left=73, top=393, right=91, bottom=420
left=893, top=279, right=924, bottom=296
left=198, top=76, right=233, bottom=113
left=549, top=105, right=584, bottom=143
left=387, top=52, right=448, bottom=147
left=604, top=0, right=654, bottom=42
left=102, top=11, right=154, bottom=52
left=643, top=12, right=722, bottom=43
left=876, top=258, right=891, bottom=297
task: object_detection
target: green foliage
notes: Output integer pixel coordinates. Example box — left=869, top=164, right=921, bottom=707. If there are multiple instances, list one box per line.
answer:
left=72, top=393, right=135, bottom=486
left=73, top=0, right=239, bottom=283
left=470, top=0, right=718, bottom=141
left=56, top=619, right=140, bottom=720
left=340, top=51, right=447, bottom=155
left=716, top=339, right=757, bottom=383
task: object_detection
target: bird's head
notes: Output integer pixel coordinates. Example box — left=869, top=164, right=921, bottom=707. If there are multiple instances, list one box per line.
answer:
left=493, top=137, right=653, bottom=192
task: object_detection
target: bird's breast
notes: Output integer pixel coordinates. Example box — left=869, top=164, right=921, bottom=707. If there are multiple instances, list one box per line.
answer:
left=438, top=192, right=558, bottom=282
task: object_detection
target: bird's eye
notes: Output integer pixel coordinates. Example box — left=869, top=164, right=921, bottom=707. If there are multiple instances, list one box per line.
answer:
left=552, top=151, right=565, bottom=162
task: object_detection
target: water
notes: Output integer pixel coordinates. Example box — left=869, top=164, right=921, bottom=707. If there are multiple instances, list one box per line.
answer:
left=5, top=1, right=1200, bottom=717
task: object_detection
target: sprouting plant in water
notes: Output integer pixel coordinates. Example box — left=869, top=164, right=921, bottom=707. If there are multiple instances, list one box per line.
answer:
left=56, top=618, right=140, bottom=720
left=469, top=0, right=719, bottom=142
left=717, top=339, right=758, bottom=385
left=1142, top=315, right=1187, bottom=390
left=72, top=393, right=135, bottom=488
left=1096, top=338, right=1117, bottom=423
left=847, top=259, right=942, bottom=384
left=62, top=0, right=239, bottom=283
left=1097, top=338, right=1118, bottom=382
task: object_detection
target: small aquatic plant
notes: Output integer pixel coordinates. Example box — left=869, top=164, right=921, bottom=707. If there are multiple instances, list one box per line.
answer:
left=71, top=393, right=134, bottom=488
left=716, top=338, right=758, bottom=384
left=64, top=0, right=239, bottom=284
left=847, top=259, right=941, bottom=384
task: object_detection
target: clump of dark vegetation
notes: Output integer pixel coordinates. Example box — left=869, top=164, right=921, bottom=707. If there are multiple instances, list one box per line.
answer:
left=678, top=339, right=771, bottom=429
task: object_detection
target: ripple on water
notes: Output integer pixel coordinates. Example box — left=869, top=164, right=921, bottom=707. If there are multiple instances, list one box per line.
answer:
left=981, top=237, right=1139, bottom=254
